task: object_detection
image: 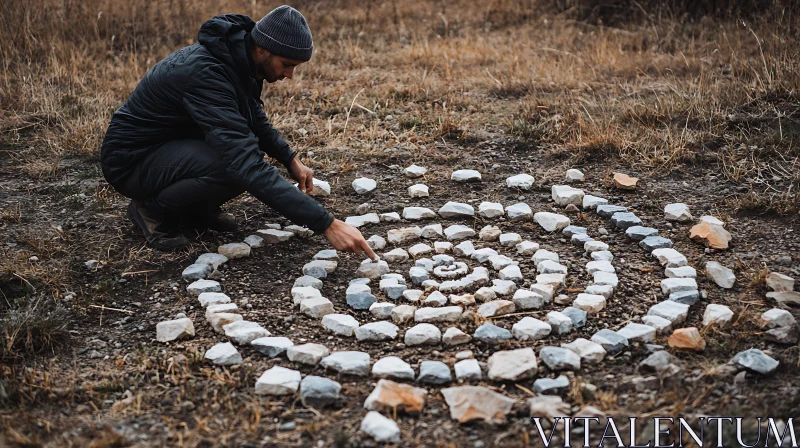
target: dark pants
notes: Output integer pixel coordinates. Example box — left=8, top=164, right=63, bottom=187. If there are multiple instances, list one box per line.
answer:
left=112, top=139, right=245, bottom=218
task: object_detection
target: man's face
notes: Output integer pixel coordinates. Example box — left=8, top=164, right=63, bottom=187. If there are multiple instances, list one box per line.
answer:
left=255, top=49, right=304, bottom=83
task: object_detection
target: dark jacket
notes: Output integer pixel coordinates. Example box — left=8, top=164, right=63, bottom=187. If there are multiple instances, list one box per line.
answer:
left=100, top=14, right=334, bottom=233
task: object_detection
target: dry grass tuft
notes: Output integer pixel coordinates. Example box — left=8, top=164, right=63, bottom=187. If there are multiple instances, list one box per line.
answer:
left=2, top=297, right=71, bottom=357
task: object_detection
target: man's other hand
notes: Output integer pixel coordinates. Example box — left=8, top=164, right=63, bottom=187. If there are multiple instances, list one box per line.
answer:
left=289, top=157, right=314, bottom=194
left=324, top=219, right=377, bottom=260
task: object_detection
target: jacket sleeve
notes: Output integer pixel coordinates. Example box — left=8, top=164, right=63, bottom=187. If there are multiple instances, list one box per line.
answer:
left=182, top=65, right=334, bottom=233
left=251, top=98, right=297, bottom=167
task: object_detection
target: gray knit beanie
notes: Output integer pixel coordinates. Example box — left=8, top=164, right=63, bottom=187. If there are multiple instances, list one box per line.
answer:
left=251, top=6, right=313, bottom=62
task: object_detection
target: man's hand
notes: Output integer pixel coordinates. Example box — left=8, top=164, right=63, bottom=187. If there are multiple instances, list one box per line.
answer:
left=324, top=219, right=378, bottom=260
left=288, top=157, right=314, bottom=194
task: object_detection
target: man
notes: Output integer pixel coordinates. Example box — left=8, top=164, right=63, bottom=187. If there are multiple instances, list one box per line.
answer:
left=100, top=6, right=375, bottom=259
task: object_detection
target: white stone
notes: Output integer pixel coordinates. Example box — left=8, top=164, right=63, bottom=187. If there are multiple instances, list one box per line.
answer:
left=242, top=235, right=264, bottom=249
left=546, top=311, right=573, bottom=335
left=648, top=301, right=690, bottom=324
left=664, top=203, right=693, bottom=222
left=487, top=348, right=538, bottom=381
left=451, top=169, right=481, bottom=182
left=703, top=304, right=734, bottom=328
left=592, top=271, right=619, bottom=288
left=292, top=286, right=322, bottom=305
left=584, top=284, right=613, bottom=299
left=506, top=203, right=533, bottom=220
left=392, top=305, right=417, bottom=324
left=355, top=321, right=399, bottom=341
left=506, top=173, right=535, bottom=189
left=252, top=337, right=293, bottom=358
left=361, top=411, right=400, bottom=443
left=565, top=169, right=584, bottom=182
left=642, top=315, right=673, bottom=334
left=453, top=240, right=475, bottom=257
left=434, top=241, right=453, bottom=253
left=404, top=323, right=442, bottom=345
left=591, top=251, right=614, bottom=262
left=561, top=338, right=606, bottom=364
left=471, top=248, right=499, bottom=263
left=205, top=303, right=239, bottom=319
left=573, top=294, right=606, bottom=313
left=443, top=327, right=472, bottom=345
left=404, top=164, right=427, bottom=178
left=196, top=252, right=228, bottom=270
left=492, top=279, right=518, bottom=296
left=384, top=248, right=410, bottom=263
left=387, top=226, right=422, bottom=244
left=498, top=265, right=523, bottom=282
left=551, top=185, right=585, bottom=206
left=479, top=225, right=501, bottom=241
left=766, top=272, right=795, bottom=292
left=255, top=366, right=301, bottom=396
left=516, top=240, right=539, bottom=255
left=208, top=313, right=242, bottom=333
left=666, top=266, right=697, bottom=278
left=586, top=260, right=614, bottom=275
left=408, top=243, right=433, bottom=257
left=421, top=224, right=444, bottom=239
left=474, top=287, right=496, bottom=302
left=533, top=249, right=560, bottom=266
left=311, top=178, right=331, bottom=196
left=367, top=235, right=387, bottom=250
left=423, top=291, right=448, bottom=306
left=402, top=207, right=436, bottom=221
left=759, top=308, right=797, bottom=329
left=415, top=306, right=463, bottom=323
left=490, top=255, right=519, bottom=270
left=321, top=351, right=371, bottom=376
left=345, top=213, right=380, bottom=228
left=536, top=274, right=566, bottom=290
left=700, top=215, right=725, bottom=226
left=706, top=261, right=736, bottom=289
left=582, top=194, right=608, bottom=209
left=313, top=249, right=338, bottom=260
left=454, top=359, right=482, bottom=381
left=652, top=248, right=688, bottom=267
left=284, top=225, right=314, bottom=238
left=300, top=297, right=335, bottom=318
left=257, top=229, right=295, bottom=243
left=187, top=279, right=222, bottom=296
left=661, top=278, right=698, bottom=295
left=222, top=320, right=270, bottom=344
left=402, top=288, right=424, bottom=302
left=617, top=323, right=656, bottom=342
left=197, top=292, right=231, bottom=307
left=538, top=260, right=567, bottom=275
left=477, top=300, right=516, bottom=317
left=352, top=177, right=377, bottom=194
left=356, top=259, right=390, bottom=279
left=497, top=233, right=521, bottom=248
left=444, top=225, right=475, bottom=240
left=584, top=240, right=609, bottom=253
left=478, top=201, right=505, bottom=218
left=322, top=314, right=360, bottom=336
left=408, top=183, right=429, bottom=197
left=287, top=343, right=330, bottom=365
left=439, top=202, right=475, bottom=218
left=534, top=212, right=570, bottom=232
left=182, top=263, right=212, bottom=281
left=372, top=356, right=415, bottom=380
left=204, top=342, right=242, bottom=365
left=156, top=318, right=195, bottom=342
left=530, top=284, right=556, bottom=303
left=512, top=317, right=551, bottom=341
left=218, top=242, right=251, bottom=259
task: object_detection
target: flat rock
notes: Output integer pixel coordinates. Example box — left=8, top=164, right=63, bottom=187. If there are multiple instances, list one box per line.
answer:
left=478, top=202, right=505, bottom=218
left=204, top=342, right=242, bottom=365
left=729, top=349, right=779, bottom=375
left=255, top=366, right=301, bottom=395
left=360, top=411, right=400, bottom=443
left=664, top=203, right=693, bottom=222
left=372, top=356, right=415, bottom=380
left=611, top=212, right=643, bottom=229
left=584, top=284, right=613, bottom=299
left=355, top=321, right=399, bottom=341
left=196, top=252, right=228, bottom=270
left=300, top=375, right=341, bottom=408
left=387, top=226, right=422, bottom=244
left=356, top=259, right=390, bottom=279
left=512, top=289, right=544, bottom=310
left=640, top=236, right=673, bottom=251
left=590, top=329, right=629, bottom=355
left=766, top=272, right=795, bottom=292
left=562, top=338, right=606, bottom=364
left=415, top=306, right=463, bottom=323
left=182, top=263, right=212, bottom=281
left=370, top=302, right=396, bottom=319
left=187, top=279, right=222, bottom=295
left=474, top=323, right=512, bottom=344
left=321, top=351, right=371, bottom=376
left=648, top=300, right=690, bottom=324
left=404, top=323, right=442, bottom=345
left=665, top=266, right=697, bottom=278
left=596, top=204, right=628, bottom=218
left=222, top=320, right=270, bottom=344
left=451, top=169, right=482, bottom=182
left=759, top=308, right=797, bottom=329
left=198, top=292, right=231, bottom=307
left=392, top=304, right=417, bottom=324
left=561, top=307, right=587, bottom=328
left=487, top=348, right=538, bottom=381
left=661, top=277, right=698, bottom=295
left=218, top=242, right=251, bottom=259
left=506, top=203, right=533, bottom=220
left=421, top=224, right=443, bottom=239
left=300, top=297, right=334, bottom=318
left=706, top=261, right=736, bottom=288
left=156, top=318, right=195, bottom=342
left=652, top=248, right=688, bottom=267
left=507, top=173, right=535, bottom=189
left=352, top=177, right=377, bottom=194
left=364, top=379, right=427, bottom=414
left=252, top=336, right=293, bottom=358
left=404, top=164, right=427, bottom=178
left=292, top=286, right=322, bottom=305
left=585, top=240, right=609, bottom=252
left=533, top=375, right=570, bottom=394
left=367, top=235, right=387, bottom=250
left=546, top=311, right=573, bottom=335
left=284, top=225, right=314, bottom=238
left=626, top=226, right=659, bottom=241
left=444, top=225, right=475, bottom=240
left=582, top=194, right=608, bottom=209
left=668, top=327, right=705, bottom=351
left=443, top=327, right=472, bottom=345
left=454, top=359, right=482, bottom=382
left=243, top=234, right=264, bottom=248
left=477, top=300, right=516, bottom=318
left=534, top=212, right=570, bottom=231
left=617, top=323, right=656, bottom=343
left=417, top=360, right=452, bottom=385
left=322, top=314, right=360, bottom=336
left=408, top=183, right=429, bottom=197
left=690, top=222, right=732, bottom=249
left=539, top=346, right=581, bottom=371
left=702, top=304, right=734, bottom=328
left=402, top=207, right=436, bottom=221
left=453, top=240, right=475, bottom=257
left=499, top=233, right=522, bottom=247
left=551, top=185, right=585, bottom=206
left=434, top=241, right=453, bottom=253
left=642, top=315, right=673, bottom=335
left=613, top=172, right=638, bottom=190
left=257, top=229, right=294, bottom=243
left=345, top=213, right=380, bottom=228
left=287, top=343, right=330, bottom=365
left=573, top=293, right=606, bottom=313
left=439, top=202, right=475, bottom=218
left=441, top=386, right=515, bottom=424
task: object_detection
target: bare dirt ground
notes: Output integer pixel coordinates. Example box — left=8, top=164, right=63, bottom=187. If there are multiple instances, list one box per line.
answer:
left=2, top=1, right=800, bottom=447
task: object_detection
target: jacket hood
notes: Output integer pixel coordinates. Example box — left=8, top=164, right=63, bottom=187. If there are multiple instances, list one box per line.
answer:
left=198, top=14, right=256, bottom=82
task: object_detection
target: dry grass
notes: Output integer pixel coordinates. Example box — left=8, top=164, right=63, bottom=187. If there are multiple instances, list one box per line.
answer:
left=1, top=0, right=799, bottom=211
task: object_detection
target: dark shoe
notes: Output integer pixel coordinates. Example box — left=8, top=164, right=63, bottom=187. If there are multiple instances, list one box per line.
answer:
left=127, top=200, right=190, bottom=251
left=183, top=209, right=238, bottom=233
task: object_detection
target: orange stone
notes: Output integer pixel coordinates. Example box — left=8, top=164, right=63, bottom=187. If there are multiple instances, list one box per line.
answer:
left=690, top=222, right=732, bottom=249
left=364, top=379, right=427, bottom=414
left=668, top=327, right=705, bottom=351
left=613, top=172, right=638, bottom=190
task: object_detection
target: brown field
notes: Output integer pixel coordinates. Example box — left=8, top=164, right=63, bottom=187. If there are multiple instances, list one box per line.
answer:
left=1, top=0, right=799, bottom=446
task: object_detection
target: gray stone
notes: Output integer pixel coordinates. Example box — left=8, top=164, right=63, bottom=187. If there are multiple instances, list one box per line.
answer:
left=626, top=226, right=659, bottom=241
left=244, top=234, right=264, bottom=248
left=182, top=263, right=212, bottom=281
left=370, top=302, right=396, bottom=319
left=639, top=351, right=675, bottom=373
left=196, top=252, right=228, bottom=270
left=257, top=229, right=295, bottom=243
left=611, top=212, right=643, bottom=229
left=300, top=376, right=341, bottom=408
left=590, top=329, right=629, bottom=355
left=346, top=284, right=377, bottom=310
left=539, top=347, right=581, bottom=371
left=546, top=311, right=573, bottom=335
left=617, top=323, right=656, bottom=342
left=252, top=336, right=294, bottom=358
left=640, top=236, right=673, bottom=251
left=596, top=204, right=627, bottom=218
left=571, top=233, right=593, bottom=246
left=533, top=375, right=570, bottom=394
left=562, top=225, right=587, bottom=237
left=561, top=307, right=587, bottom=328
left=187, top=279, right=222, bottom=295
left=729, top=349, right=779, bottom=375
left=668, top=290, right=699, bottom=305
left=417, top=360, right=452, bottom=385
left=473, top=323, right=512, bottom=344
left=294, top=276, right=323, bottom=289
left=321, top=351, right=371, bottom=376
